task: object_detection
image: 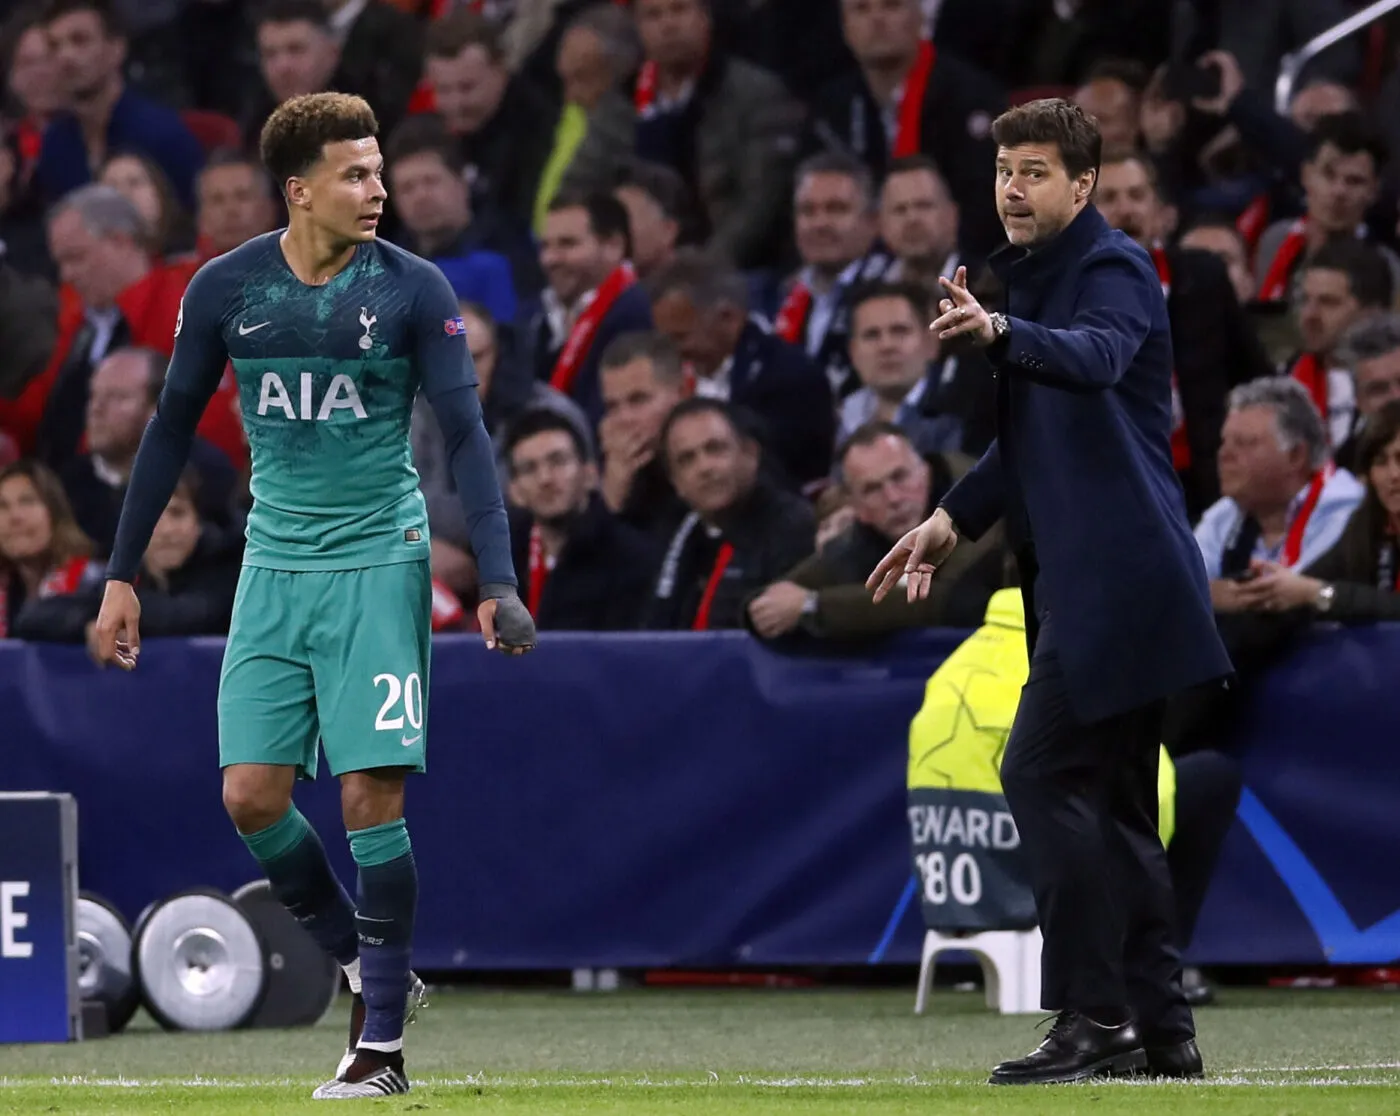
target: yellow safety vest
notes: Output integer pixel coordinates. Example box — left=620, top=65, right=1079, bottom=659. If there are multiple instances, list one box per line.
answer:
left=908, top=588, right=1176, bottom=847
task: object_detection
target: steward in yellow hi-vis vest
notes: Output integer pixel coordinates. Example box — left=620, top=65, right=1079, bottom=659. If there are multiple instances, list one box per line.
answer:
left=907, top=588, right=1176, bottom=931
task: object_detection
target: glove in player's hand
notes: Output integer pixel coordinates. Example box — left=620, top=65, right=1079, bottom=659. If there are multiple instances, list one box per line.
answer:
left=478, top=592, right=537, bottom=655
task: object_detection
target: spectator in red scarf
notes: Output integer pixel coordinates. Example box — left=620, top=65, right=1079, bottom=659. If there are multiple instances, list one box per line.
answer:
left=0, top=184, right=245, bottom=473
left=0, top=458, right=101, bottom=638
left=643, top=398, right=813, bottom=630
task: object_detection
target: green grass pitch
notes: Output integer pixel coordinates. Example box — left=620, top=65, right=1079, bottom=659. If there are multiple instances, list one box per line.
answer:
left=1, top=986, right=1397, bottom=1113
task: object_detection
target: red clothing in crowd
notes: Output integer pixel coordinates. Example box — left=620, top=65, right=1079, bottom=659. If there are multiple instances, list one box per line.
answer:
left=0, top=260, right=247, bottom=471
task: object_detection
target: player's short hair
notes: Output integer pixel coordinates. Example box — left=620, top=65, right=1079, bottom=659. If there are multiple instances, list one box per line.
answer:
left=426, top=8, right=504, bottom=63
left=658, top=397, right=750, bottom=467
left=1306, top=110, right=1387, bottom=171
left=547, top=191, right=633, bottom=259
left=504, top=408, right=590, bottom=468
left=1227, top=376, right=1329, bottom=472
left=992, top=98, right=1102, bottom=181
left=384, top=114, right=466, bottom=178
left=254, top=0, right=330, bottom=32
left=599, top=330, right=684, bottom=386
left=613, top=158, right=688, bottom=225
left=645, top=248, right=749, bottom=313
left=848, top=279, right=931, bottom=326
left=0, top=459, right=92, bottom=566
left=1303, top=238, right=1394, bottom=310
left=837, top=419, right=916, bottom=469
left=795, top=151, right=875, bottom=211
left=42, top=0, right=122, bottom=36
left=47, top=183, right=145, bottom=243
left=260, top=92, right=379, bottom=194
left=199, top=148, right=276, bottom=198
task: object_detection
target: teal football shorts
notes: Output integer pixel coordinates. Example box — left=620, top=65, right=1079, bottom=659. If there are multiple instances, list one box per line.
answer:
left=217, top=561, right=432, bottom=779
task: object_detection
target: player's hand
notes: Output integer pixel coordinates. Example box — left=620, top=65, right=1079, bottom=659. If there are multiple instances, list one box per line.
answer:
left=478, top=594, right=536, bottom=655
left=866, top=509, right=958, bottom=603
left=932, top=267, right=994, bottom=347
left=92, top=580, right=141, bottom=670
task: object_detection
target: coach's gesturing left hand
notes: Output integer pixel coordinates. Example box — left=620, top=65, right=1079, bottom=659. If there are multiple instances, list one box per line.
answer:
left=931, top=266, right=995, bottom=347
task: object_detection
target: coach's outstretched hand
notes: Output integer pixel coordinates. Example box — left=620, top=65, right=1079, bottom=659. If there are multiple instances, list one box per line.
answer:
left=866, top=509, right=959, bottom=604
left=478, top=590, right=537, bottom=656
left=93, top=580, right=141, bottom=670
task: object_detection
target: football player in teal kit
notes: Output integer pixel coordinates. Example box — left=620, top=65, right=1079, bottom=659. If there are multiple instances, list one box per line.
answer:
left=94, top=92, right=536, bottom=1099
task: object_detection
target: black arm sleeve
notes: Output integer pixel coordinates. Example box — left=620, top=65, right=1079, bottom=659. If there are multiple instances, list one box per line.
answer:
left=107, top=270, right=230, bottom=582
left=414, top=265, right=517, bottom=592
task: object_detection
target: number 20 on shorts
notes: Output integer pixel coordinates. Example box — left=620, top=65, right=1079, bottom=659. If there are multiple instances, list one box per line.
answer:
left=374, top=672, right=424, bottom=739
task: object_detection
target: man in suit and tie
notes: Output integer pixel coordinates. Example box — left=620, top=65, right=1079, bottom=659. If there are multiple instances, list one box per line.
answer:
left=868, top=99, right=1232, bottom=1085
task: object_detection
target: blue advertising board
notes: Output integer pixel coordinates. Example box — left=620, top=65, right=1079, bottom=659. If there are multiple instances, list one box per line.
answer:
left=0, top=793, right=79, bottom=1043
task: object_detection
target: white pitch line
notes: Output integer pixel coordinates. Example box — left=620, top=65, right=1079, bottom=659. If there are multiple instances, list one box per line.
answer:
left=2, top=1069, right=1397, bottom=1091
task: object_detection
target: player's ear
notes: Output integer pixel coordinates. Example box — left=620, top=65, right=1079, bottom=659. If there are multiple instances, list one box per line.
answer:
left=285, top=175, right=311, bottom=210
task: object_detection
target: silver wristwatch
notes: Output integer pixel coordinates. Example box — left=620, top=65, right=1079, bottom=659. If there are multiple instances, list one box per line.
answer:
left=1315, top=583, right=1336, bottom=613
left=988, top=312, right=1011, bottom=341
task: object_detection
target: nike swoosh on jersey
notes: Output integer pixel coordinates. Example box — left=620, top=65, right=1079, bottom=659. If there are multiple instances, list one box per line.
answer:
left=238, top=320, right=271, bottom=335
left=401, top=734, right=421, bottom=747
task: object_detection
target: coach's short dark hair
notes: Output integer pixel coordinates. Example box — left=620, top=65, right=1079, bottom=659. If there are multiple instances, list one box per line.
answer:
left=427, top=7, right=505, bottom=62
left=991, top=98, right=1102, bottom=181
left=42, top=0, right=121, bottom=36
left=1306, top=110, right=1387, bottom=171
left=1304, top=238, right=1394, bottom=310
left=548, top=191, right=633, bottom=259
left=504, top=408, right=590, bottom=468
left=848, top=279, right=931, bottom=327
left=646, top=248, right=749, bottom=313
left=384, top=113, right=466, bottom=178
left=600, top=330, right=684, bottom=386
left=260, top=92, right=379, bottom=193
left=254, top=0, right=329, bottom=32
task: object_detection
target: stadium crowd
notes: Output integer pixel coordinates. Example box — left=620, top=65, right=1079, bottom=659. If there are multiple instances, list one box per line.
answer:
left=0, top=0, right=1398, bottom=705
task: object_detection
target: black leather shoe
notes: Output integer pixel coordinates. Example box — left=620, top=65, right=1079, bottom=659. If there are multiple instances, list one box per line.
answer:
left=1145, top=1038, right=1204, bottom=1079
left=988, top=1011, right=1147, bottom=1085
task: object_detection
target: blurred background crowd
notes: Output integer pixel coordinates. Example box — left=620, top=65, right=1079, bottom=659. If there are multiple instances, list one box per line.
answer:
left=0, top=0, right=1397, bottom=731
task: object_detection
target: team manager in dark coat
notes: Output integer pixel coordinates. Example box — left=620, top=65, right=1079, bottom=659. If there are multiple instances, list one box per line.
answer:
left=868, top=100, right=1232, bottom=1088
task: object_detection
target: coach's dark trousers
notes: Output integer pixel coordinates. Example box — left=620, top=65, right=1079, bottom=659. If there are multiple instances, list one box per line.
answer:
left=999, top=615, right=1194, bottom=1041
